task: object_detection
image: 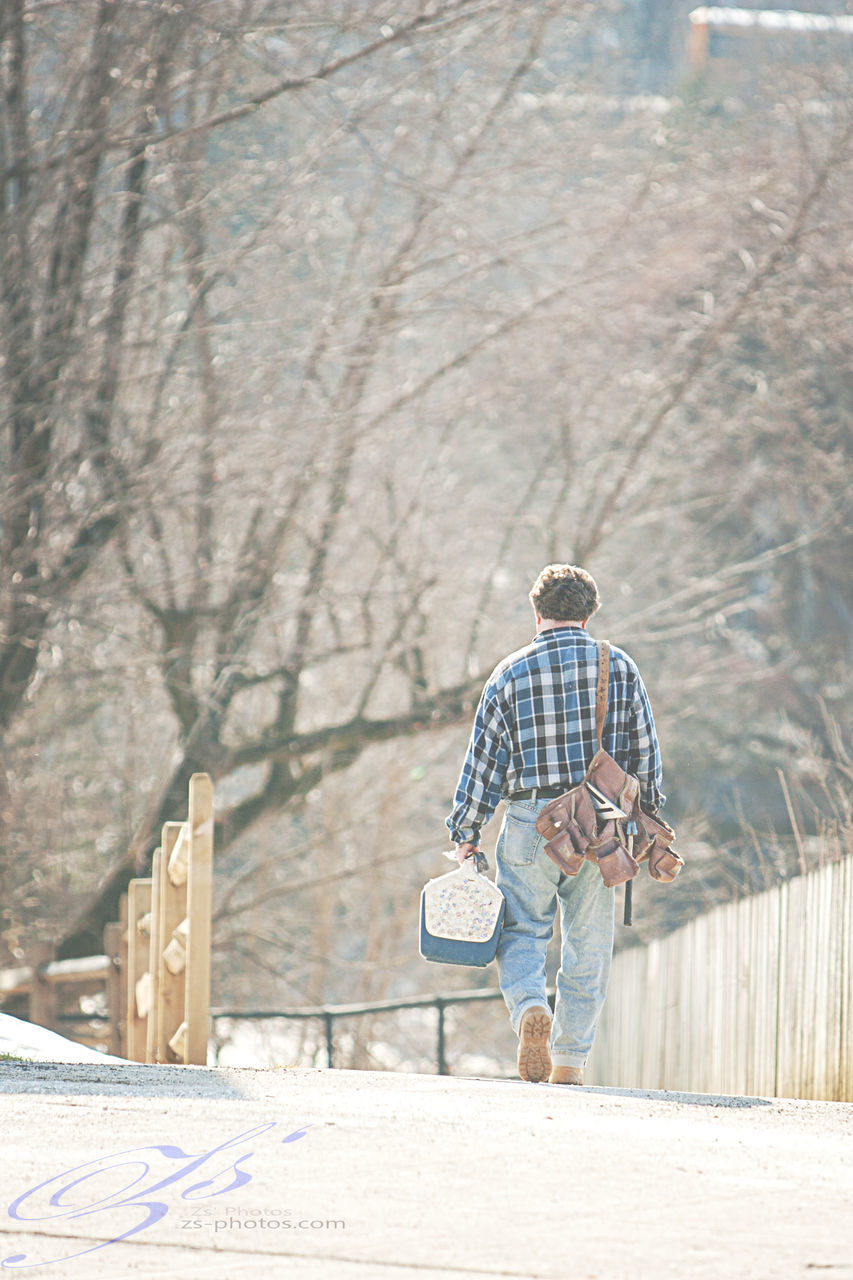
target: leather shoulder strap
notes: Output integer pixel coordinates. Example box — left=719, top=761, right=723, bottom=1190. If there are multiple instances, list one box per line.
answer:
left=595, top=641, right=610, bottom=750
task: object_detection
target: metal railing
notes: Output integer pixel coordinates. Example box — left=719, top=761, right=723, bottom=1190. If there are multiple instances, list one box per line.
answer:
left=211, top=986, right=548, bottom=1075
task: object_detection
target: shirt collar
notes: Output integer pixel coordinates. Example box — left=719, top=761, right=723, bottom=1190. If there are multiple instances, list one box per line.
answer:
left=534, top=624, right=588, bottom=641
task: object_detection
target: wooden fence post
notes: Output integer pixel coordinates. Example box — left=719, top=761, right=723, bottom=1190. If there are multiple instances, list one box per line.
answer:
left=184, top=774, right=214, bottom=1065
left=126, top=879, right=152, bottom=1063
left=156, top=822, right=187, bottom=1062
left=145, top=849, right=164, bottom=1065
left=687, top=12, right=711, bottom=71
left=28, top=941, right=57, bottom=1033
left=103, top=920, right=123, bottom=1057
left=118, top=894, right=129, bottom=1058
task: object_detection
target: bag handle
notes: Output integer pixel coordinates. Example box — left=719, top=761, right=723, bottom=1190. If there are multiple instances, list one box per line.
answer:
left=595, top=641, right=610, bottom=751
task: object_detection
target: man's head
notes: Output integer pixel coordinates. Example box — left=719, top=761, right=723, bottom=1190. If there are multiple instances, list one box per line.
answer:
left=529, top=563, right=600, bottom=624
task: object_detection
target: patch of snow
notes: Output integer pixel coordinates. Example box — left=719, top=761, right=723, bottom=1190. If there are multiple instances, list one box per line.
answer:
left=0, top=1013, right=126, bottom=1064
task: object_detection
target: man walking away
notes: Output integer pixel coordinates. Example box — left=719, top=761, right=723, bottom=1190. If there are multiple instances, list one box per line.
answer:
left=445, top=564, right=665, bottom=1084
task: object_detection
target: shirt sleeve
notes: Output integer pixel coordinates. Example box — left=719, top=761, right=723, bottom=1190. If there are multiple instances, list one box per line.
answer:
left=444, top=682, right=511, bottom=845
left=625, top=670, right=666, bottom=812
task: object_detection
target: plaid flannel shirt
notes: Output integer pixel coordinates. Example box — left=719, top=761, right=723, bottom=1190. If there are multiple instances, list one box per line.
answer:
left=445, top=626, right=665, bottom=846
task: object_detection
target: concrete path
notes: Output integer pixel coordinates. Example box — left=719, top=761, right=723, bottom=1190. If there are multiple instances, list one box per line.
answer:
left=1, top=1058, right=851, bottom=1279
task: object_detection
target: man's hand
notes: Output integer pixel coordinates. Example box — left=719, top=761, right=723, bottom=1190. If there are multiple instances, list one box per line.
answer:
left=455, top=841, right=480, bottom=866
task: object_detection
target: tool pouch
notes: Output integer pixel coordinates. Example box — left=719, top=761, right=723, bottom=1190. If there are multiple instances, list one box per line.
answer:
left=543, top=830, right=586, bottom=876
left=536, top=783, right=596, bottom=875
left=643, top=814, right=684, bottom=882
left=588, top=830, right=641, bottom=887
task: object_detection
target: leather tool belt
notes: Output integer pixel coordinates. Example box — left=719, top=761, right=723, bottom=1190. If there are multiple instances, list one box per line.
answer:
left=534, top=642, right=684, bottom=889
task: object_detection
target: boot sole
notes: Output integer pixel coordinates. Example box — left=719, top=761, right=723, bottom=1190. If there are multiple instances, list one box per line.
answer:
left=517, top=1009, right=552, bottom=1083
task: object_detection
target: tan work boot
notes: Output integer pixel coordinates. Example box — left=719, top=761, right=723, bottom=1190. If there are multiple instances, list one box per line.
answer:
left=549, top=1065, right=584, bottom=1086
left=517, top=1007, right=552, bottom=1083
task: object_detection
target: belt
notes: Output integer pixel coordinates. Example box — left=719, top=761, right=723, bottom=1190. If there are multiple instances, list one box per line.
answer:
left=505, top=785, right=567, bottom=802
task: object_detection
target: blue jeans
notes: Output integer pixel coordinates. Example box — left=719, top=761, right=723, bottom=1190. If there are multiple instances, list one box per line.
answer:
left=494, top=798, right=615, bottom=1068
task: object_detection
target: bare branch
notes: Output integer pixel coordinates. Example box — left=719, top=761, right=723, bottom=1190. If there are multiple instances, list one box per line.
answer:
left=576, top=117, right=853, bottom=563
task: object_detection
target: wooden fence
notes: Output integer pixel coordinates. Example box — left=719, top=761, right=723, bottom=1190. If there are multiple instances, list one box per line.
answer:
left=586, top=855, right=853, bottom=1101
left=0, top=773, right=214, bottom=1066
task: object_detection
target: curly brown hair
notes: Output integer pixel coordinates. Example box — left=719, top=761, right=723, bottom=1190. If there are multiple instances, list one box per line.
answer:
left=528, top=564, right=600, bottom=622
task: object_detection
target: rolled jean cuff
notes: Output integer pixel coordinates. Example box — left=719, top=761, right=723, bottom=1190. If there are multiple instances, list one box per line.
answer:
left=550, top=1053, right=587, bottom=1068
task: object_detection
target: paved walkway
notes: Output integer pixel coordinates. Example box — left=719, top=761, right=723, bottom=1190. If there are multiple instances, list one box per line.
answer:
left=1, top=1056, right=851, bottom=1278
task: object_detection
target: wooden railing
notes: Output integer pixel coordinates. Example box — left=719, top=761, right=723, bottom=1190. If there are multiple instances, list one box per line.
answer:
left=0, top=773, right=214, bottom=1066
left=0, top=945, right=121, bottom=1056
left=125, top=772, right=214, bottom=1065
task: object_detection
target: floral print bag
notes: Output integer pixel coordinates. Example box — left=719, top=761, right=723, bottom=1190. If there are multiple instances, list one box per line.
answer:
left=419, top=852, right=505, bottom=967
